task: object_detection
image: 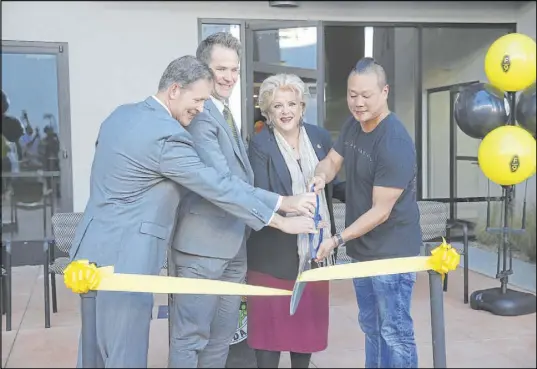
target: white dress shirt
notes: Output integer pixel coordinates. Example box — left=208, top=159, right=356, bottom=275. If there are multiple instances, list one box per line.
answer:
left=152, top=96, right=172, bottom=116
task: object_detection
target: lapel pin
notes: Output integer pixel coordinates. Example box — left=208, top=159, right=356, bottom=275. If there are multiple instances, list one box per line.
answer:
left=317, top=144, right=322, bottom=149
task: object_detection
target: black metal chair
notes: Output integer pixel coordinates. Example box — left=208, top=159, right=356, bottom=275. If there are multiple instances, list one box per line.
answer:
left=418, top=201, right=469, bottom=304
left=45, top=212, right=84, bottom=327
left=8, top=176, right=53, bottom=237
left=46, top=212, right=169, bottom=327
left=332, top=200, right=469, bottom=303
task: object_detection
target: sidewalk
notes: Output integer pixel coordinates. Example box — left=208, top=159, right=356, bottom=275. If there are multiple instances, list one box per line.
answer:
left=2, top=264, right=536, bottom=368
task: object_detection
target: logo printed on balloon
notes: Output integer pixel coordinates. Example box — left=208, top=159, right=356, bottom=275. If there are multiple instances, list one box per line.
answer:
left=501, top=55, right=511, bottom=73
left=510, top=155, right=520, bottom=173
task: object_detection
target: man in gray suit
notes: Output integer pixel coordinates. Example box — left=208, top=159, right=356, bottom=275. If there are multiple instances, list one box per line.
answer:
left=70, top=55, right=319, bottom=368
left=168, top=33, right=299, bottom=368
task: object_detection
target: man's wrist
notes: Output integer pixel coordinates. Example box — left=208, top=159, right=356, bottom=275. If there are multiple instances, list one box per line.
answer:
left=278, top=195, right=291, bottom=213
left=334, top=232, right=346, bottom=247
left=275, top=195, right=284, bottom=212
left=268, top=213, right=283, bottom=230
left=331, top=236, right=338, bottom=249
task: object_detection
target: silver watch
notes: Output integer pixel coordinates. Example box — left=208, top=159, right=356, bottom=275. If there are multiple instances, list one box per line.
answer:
left=334, top=233, right=345, bottom=247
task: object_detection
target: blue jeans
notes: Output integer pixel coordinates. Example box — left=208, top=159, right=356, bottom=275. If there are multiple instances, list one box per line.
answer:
left=352, top=272, right=418, bottom=368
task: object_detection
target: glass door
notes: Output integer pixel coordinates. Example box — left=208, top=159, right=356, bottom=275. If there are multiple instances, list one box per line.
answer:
left=2, top=40, right=73, bottom=240
left=244, top=21, right=325, bottom=142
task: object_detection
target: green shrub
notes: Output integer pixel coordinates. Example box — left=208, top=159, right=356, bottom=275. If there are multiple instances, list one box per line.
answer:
left=475, top=201, right=536, bottom=263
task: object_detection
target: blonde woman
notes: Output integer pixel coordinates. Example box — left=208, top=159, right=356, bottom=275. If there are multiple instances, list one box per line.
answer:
left=246, top=74, right=346, bottom=368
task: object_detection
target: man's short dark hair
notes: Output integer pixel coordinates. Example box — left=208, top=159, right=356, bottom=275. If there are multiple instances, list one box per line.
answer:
left=196, top=32, right=241, bottom=66
left=350, top=57, right=387, bottom=88
left=157, top=55, right=214, bottom=92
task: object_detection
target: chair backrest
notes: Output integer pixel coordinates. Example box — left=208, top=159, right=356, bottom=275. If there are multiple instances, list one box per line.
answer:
left=333, top=202, right=346, bottom=233
left=417, top=201, right=449, bottom=242
left=12, top=178, right=47, bottom=204
left=51, top=212, right=84, bottom=253
left=333, top=202, right=352, bottom=263
left=333, top=201, right=449, bottom=241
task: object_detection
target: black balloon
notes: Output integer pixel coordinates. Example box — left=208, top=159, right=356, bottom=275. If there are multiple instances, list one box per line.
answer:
left=516, top=83, right=536, bottom=137
left=454, top=83, right=509, bottom=139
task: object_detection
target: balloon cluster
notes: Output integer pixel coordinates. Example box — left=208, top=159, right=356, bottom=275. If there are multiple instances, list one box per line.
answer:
left=454, top=33, right=536, bottom=186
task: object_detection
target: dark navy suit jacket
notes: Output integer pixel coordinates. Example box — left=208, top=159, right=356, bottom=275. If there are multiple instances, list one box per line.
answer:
left=246, top=123, right=346, bottom=280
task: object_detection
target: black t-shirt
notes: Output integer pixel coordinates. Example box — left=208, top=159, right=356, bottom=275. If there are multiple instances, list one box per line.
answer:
left=333, top=113, right=422, bottom=261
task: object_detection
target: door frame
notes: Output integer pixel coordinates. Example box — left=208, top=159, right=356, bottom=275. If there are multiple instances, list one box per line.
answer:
left=244, top=20, right=325, bottom=141
left=2, top=40, right=74, bottom=212
left=425, top=81, right=504, bottom=221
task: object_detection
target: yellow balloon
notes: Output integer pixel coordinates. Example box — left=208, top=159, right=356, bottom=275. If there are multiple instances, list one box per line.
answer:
left=484, top=33, right=536, bottom=92
left=478, top=125, right=536, bottom=186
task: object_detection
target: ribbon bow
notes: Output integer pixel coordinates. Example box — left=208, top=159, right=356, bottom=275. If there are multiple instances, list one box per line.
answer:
left=63, top=259, right=102, bottom=294
left=428, top=237, right=461, bottom=279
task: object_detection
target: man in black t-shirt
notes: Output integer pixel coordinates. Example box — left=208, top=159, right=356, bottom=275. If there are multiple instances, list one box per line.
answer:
left=310, top=57, right=421, bottom=368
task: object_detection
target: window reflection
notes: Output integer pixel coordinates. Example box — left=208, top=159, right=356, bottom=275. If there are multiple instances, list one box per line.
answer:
left=253, top=27, right=317, bottom=70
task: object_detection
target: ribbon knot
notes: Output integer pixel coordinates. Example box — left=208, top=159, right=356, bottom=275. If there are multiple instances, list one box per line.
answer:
left=428, top=237, right=461, bottom=278
left=63, top=260, right=102, bottom=294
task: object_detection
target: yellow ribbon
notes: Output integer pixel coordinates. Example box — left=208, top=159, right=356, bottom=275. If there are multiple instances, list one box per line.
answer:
left=64, top=239, right=460, bottom=296
left=64, top=259, right=292, bottom=296
left=297, top=238, right=460, bottom=283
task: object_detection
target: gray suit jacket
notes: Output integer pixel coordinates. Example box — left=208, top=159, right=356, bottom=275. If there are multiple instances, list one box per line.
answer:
left=69, top=97, right=277, bottom=276
left=171, top=99, right=278, bottom=260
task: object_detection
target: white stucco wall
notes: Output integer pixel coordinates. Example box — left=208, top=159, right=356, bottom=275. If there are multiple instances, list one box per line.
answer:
left=1, top=1, right=530, bottom=211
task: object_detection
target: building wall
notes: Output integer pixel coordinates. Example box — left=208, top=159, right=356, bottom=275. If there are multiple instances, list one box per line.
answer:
left=1, top=1, right=529, bottom=211
left=514, top=1, right=537, bottom=209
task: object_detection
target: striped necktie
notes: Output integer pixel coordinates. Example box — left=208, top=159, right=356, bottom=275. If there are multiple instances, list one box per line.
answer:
left=223, top=104, right=239, bottom=145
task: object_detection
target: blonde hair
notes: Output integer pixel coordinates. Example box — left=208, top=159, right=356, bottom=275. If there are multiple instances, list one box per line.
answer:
left=257, top=74, right=309, bottom=125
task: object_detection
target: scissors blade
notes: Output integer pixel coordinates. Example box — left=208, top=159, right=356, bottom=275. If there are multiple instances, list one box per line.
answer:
left=290, top=256, right=310, bottom=316
left=291, top=186, right=323, bottom=316
left=290, top=279, right=307, bottom=316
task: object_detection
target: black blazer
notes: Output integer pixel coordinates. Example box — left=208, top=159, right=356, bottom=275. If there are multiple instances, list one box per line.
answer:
left=246, top=123, right=346, bottom=281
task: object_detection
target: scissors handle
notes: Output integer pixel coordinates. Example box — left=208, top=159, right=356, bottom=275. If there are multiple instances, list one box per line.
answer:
left=308, top=185, right=323, bottom=261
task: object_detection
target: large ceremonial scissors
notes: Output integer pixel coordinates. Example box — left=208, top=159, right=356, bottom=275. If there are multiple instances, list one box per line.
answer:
left=290, top=185, right=326, bottom=315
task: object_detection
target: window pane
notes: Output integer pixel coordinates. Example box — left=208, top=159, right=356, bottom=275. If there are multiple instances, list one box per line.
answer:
left=253, top=27, right=317, bottom=70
